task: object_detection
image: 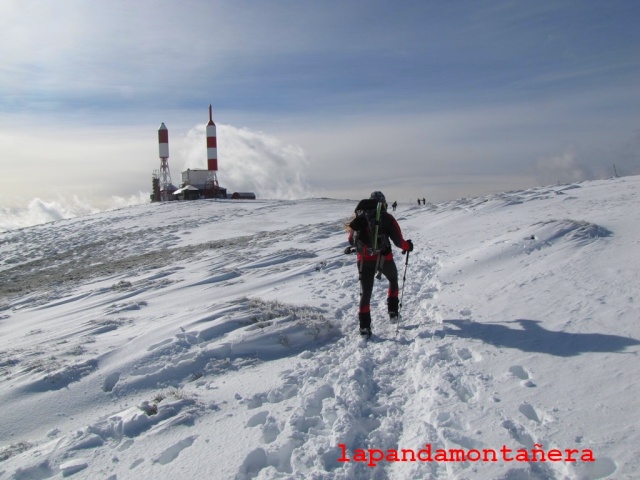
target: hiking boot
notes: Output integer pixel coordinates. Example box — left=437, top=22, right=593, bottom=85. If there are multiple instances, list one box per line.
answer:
left=387, top=297, right=399, bottom=320
left=359, top=327, right=372, bottom=338
left=358, top=312, right=372, bottom=329
left=358, top=312, right=372, bottom=338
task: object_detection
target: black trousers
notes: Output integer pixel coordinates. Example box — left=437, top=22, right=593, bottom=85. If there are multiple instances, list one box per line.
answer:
left=358, top=258, right=399, bottom=322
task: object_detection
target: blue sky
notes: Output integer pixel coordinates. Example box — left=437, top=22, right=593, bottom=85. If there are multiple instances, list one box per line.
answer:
left=1, top=0, right=639, bottom=211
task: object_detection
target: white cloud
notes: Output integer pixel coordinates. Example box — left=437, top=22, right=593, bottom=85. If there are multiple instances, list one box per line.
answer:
left=0, top=193, right=151, bottom=232
left=108, top=192, right=151, bottom=210
left=179, top=124, right=311, bottom=199
left=534, top=148, right=589, bottom=185
left=0, top=196, right=98, bottom=232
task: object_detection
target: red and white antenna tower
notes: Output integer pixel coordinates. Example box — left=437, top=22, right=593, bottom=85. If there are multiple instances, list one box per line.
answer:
left=205, top=105, right=220, bottom=197
left=158, top=122, right=174, bottom=201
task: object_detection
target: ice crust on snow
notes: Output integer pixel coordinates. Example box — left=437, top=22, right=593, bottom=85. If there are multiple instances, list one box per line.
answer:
left=0, top=178, right=639, bottom=479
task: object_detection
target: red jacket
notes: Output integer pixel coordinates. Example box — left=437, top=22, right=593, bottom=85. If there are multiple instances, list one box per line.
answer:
left=348, top=211, right=410, bottom=262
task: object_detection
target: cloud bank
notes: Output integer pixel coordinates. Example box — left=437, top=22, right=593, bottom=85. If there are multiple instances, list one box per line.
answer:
left=0, top=193, right=149, bottom=233
left=179, top=124, right=311, bottom=199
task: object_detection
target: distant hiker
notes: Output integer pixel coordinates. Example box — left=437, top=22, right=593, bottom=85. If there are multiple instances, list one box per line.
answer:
left=422, top=198, right=426, bottom=205
left=417, top=199, right=421, bottom=206
left=392, top=201, right=398, bottom=211
left=345, top=191, right=413, bottom=338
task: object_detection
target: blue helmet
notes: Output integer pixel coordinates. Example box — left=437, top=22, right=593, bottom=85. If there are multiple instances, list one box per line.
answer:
left=370, top=191, right=386, bottom=203
left=370, top=191, right=387, bottom=209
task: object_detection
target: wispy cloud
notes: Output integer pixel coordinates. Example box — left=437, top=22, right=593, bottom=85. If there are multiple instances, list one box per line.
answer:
left=3, top=1, right=634, bottom=114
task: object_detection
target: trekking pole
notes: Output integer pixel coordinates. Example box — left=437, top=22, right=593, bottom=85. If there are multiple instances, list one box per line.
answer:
left=397, top=250, right=410, bottom=334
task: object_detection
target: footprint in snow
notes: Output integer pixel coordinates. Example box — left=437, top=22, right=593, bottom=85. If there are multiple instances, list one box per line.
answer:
left=236, top=438, right=299, bottom=479
left=242, top=381, right=300, bottom=409
left=443, top=372, right=477, bottom=403
left=502, top=419, right=535, bottom=449
left=509, top=365, right=536, bottom=387
left=153, top=435, right=198, bottom=465
left=102, top=371, right=121, bottom=393
left=261, top=418, right=281, bottom=444
left=518, top=402, right=541, bottom=424
left=246, top=411, right=282, bottom=443
left=456, top=347, right=480, bottom=362
left=246, top=410, right=269, bottom=427
left=573, top=456, right=618, bottom=479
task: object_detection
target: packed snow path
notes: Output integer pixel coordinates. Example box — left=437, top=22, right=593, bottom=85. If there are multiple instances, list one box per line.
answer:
left=1, top=178, right=639, bottom=479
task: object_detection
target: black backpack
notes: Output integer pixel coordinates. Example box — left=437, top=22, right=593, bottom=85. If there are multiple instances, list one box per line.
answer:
left=349, top=199, right=391, bottom=256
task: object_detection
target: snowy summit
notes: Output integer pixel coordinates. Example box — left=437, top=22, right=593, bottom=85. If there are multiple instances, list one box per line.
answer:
left=1, top=177, right=639, bottom=479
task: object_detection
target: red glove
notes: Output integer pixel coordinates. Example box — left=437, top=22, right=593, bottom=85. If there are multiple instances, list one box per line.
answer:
left=402, top=239, right=414, bottom=253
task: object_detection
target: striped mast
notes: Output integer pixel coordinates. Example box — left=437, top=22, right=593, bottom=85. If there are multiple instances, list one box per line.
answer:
left=158, top=123, right=173, bottom=201
left=206, top=104, right=219, bottom=196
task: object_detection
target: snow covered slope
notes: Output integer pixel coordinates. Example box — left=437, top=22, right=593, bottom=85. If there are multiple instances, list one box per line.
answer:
left=1, top=177, right=639, bottom=480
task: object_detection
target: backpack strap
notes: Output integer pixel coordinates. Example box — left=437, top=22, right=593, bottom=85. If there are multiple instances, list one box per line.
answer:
left=372, top=200, right=382, bottom=252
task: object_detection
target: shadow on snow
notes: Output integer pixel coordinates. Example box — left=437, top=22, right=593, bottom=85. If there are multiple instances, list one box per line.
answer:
left=441, top=319, right=640, bottom=357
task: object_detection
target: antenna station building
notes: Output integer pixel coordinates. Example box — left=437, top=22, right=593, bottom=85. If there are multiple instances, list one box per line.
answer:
left=150, top=104, right=256, bottom=202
